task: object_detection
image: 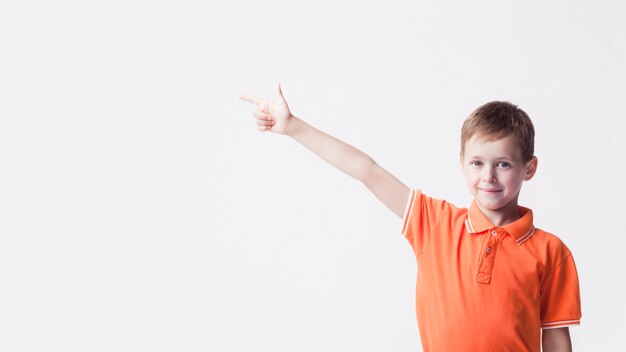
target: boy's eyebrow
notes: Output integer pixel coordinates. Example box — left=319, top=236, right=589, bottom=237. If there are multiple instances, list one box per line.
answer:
left=467, top=155, right=514, bottom=160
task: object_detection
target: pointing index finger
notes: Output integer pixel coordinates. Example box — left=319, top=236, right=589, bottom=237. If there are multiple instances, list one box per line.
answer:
left=239, top=94, right=265, bottom=107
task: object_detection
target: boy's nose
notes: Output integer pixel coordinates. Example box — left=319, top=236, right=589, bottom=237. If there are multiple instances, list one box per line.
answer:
left=482, top=168, right=496, bottom=183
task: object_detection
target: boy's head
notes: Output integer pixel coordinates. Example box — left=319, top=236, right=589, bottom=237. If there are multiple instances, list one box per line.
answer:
left=460, top=101, right=535, bottom=162
left=460, top=101, right=538, bottom=222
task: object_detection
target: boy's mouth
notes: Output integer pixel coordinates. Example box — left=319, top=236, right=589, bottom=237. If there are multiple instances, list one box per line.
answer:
left=479, top=188, right=502, bottom=193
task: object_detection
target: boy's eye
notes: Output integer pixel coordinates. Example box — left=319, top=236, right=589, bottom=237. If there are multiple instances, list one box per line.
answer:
left=497, top=161, right=511, bottom=168
left=470, top=161, right=483, bottom=167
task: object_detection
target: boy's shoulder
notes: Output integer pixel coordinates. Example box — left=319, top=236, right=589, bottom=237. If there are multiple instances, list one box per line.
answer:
left=526, top=226, right=574, bottom=266
left=528, top=226, right=570, bottom=249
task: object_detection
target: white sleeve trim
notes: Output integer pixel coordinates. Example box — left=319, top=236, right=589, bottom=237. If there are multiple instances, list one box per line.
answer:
left=401, top=189, right=417, bottom=236
left=541, top=320, right=581, bottom=329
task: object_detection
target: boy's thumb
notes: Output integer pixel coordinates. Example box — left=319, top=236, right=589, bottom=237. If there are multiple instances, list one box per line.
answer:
left=276, top=83, right=283, bottom=98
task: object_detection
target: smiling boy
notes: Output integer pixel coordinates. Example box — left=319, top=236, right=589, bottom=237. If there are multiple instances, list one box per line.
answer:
left=240, top=85, right=581, bottom=351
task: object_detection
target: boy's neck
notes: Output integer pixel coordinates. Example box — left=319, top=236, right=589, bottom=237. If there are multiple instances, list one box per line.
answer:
left=476, top=201, right=521, bottom=227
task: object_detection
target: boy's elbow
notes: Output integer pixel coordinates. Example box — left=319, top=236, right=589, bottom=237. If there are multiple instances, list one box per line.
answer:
left=355, top=157, right=378, bottom=183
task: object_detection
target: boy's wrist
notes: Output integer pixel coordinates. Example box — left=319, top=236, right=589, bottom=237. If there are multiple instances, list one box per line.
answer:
left=286, top=115, right=303, bottom=137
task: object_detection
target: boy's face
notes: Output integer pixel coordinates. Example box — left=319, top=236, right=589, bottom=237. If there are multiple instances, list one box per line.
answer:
left=461, top=135, right=538, bottom=221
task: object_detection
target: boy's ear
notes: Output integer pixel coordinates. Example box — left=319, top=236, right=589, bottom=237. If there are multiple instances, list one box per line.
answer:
left=524, top=156, right=538, bottom=181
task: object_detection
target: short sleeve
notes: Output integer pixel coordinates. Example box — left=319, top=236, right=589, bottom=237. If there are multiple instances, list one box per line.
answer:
left=401, top=189, right=450, bottom=256
left=540, top=252, right=582, bottom=329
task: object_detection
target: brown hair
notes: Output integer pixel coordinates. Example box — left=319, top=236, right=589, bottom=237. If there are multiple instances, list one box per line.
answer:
left=460, top=101, right=535, bottom=162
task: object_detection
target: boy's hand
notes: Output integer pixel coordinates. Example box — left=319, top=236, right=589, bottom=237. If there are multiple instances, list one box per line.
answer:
left=239, top=84, right=293, bottom=135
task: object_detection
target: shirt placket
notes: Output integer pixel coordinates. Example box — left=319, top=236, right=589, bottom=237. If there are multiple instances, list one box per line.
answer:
left=476, top=228, right=502, bottom=284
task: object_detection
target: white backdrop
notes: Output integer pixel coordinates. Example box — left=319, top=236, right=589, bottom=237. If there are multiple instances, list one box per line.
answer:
left=1, top=0, right=625, bottom=351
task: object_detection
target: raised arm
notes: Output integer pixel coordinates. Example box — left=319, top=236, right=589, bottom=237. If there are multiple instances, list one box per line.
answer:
left=240, top=84, right=410, bottom=218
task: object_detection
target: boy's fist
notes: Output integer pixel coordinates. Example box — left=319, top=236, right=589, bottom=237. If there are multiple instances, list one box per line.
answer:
left=239, top=84, right=292, bottom=135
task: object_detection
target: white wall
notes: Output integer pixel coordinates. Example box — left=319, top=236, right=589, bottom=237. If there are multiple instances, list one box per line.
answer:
left=1, top=0, right=624, bottom=350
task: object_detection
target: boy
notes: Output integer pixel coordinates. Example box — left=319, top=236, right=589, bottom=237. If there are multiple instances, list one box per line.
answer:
left=240, top=84, right=581, bottom=351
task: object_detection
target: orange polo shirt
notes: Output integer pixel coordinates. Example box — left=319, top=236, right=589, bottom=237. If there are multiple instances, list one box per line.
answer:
left=401, top=189, right=581, bottom=351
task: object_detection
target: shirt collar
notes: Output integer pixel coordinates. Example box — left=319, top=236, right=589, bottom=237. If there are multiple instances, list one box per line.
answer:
left=464, top=200, right=536, bottom=245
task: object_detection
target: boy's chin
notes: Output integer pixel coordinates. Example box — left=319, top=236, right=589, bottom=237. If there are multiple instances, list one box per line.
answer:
left=475, top=198, right=516, bottom=212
